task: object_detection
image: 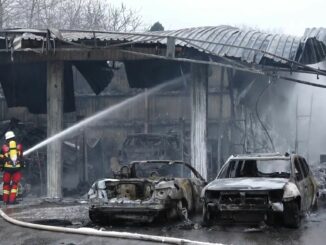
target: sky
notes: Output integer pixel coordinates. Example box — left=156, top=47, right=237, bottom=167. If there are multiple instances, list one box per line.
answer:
left=112, top=0, right=325, bottom=36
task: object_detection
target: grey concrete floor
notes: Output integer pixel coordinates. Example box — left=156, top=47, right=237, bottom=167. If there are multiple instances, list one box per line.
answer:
left=2, top=198, right=326, bottom=245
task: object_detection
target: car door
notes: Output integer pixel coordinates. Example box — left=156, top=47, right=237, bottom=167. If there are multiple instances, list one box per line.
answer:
left=299, top=157, right=314, bottom=208
left=293, top=156, right=307, bottom=211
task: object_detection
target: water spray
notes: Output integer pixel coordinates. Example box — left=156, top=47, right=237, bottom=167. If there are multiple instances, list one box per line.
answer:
left=24, top=79, right=181, bottom=156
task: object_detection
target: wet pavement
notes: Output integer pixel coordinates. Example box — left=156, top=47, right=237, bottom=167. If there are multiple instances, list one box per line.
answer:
left=0, top=219, right=157, bottom=245
left=2, top=197, right=326, bottom=245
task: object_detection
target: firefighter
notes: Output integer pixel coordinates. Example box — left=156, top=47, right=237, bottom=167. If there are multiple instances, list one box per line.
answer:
left=0, top=131, right=24, bottom=204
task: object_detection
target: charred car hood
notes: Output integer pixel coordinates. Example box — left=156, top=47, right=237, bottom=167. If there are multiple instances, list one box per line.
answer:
left=206, top=178, right=289, bottom=191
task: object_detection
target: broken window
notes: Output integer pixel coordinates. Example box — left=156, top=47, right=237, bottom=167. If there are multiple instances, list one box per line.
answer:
left=219, top=159, right=290, bottom=179
left=294, top=158, right=304, bottom=181
left=299, top=157, right=309, bottom=178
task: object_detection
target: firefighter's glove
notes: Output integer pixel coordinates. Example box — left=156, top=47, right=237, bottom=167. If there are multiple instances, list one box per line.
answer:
left=21, top=159, right=26, bottom=168
left=18, top=157, right=26, bottom=168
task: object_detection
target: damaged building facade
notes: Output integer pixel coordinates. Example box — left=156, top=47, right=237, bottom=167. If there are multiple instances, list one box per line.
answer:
left=0, top=26, right=326, bottom=197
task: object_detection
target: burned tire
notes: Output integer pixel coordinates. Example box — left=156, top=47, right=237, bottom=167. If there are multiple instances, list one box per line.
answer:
left=265, top=212, right=275, bottom=226
left=89, top=210, right=104, bottom=224
left=165, top=200, right=185, bottom=220
left=283, top=201, right=300, bottom=228
left=202, top=204, right=212, bottom=226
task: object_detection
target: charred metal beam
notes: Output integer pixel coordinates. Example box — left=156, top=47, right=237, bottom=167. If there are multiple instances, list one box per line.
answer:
left=0, top=47, right=160, bottom=64
left=122, top=50, right=265, bottom=75
left=123, top=50, right=326, bottom=89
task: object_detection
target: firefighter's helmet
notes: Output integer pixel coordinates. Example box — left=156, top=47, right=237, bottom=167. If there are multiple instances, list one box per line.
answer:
left=5, top=131, right=15, bottom=140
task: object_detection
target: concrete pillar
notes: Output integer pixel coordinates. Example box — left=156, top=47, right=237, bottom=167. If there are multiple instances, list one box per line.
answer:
left=47, top=61, right=64, bottom=199
left=144, top=88, right=149, bottom=133
left=166, top=37, right=176, bottom=58
left=190, top=63, right=208, bottom=180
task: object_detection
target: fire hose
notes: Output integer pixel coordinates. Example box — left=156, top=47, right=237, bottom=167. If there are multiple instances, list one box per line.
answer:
left=0, top=208, right=221, bottom=245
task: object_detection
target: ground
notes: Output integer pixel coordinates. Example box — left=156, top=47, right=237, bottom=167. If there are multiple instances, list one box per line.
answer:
left=1, top=198, right=326, bottom=245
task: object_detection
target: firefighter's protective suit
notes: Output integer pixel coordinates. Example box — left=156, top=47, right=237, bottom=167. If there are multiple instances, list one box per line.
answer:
left=0, top=131, right=24, bottom=204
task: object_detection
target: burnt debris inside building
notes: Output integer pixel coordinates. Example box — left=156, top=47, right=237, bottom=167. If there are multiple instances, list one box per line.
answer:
left=0, top=26, right=326, bottom=198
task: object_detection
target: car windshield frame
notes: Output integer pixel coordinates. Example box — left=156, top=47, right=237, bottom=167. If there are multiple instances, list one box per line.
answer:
left=217, top=158, right=292, bottom=179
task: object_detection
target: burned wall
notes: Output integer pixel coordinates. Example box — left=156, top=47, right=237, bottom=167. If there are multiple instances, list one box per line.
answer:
left=0, top=63, right=235, bottom=191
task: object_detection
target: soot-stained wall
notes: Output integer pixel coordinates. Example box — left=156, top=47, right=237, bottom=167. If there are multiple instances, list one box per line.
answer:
left=0, top=61, right=114, bottom=113
left=124, top=59, right=190, bottom=88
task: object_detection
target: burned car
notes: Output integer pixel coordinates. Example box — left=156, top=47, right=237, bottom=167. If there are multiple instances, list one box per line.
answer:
left=88, top=160, right=206, bottom=223
left=201, top=153, right=318, bottom=228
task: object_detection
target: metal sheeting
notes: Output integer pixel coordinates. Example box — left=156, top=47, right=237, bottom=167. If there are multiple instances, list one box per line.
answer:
left=60, top=26, right=303, bottom=65
left=0, top=62, right=75, bottom=114
left=302, top=28, right=326, bottom=64
left=2, top=25, right=326, bottom=65
left=0, top=37, right=5, bottom=49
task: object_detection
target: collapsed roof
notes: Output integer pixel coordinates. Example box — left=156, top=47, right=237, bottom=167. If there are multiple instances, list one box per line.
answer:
left=0, top=25, right=325, bottom=113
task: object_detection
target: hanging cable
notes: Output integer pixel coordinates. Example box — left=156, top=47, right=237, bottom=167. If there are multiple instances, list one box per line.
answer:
left=255, top=78, right=276, bottom=152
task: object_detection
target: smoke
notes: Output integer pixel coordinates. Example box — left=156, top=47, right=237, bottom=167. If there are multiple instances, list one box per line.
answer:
left=290, top=61, right=326, bottom=164
left=24, top=78, right=182, bottom=156
left=252, top=61, right=326, bottom=164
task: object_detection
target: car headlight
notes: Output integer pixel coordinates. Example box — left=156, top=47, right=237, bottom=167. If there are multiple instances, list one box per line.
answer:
left=283, top=182, right=300, bottom=201
left=155, top=188, right=172, bottom=200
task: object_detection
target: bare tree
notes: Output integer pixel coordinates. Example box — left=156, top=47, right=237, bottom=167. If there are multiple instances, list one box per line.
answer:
left=106, top=3, right=142, bottom=31
left=0, top=0, right=16, bottom=29
left=0, top=0, right=3, bottom=29
left=82, top=0, right=108, bottom=30
left=1, top=0, right=142, bottom=31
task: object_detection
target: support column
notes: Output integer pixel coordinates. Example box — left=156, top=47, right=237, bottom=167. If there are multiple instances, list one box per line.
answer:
left=190, top=63, right=208, bottom=180
left=47, top=61, right=64, bottom=199
left=144, top=88, right=149, bottom=133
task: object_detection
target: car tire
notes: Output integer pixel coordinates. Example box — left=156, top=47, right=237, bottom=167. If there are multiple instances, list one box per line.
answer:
left=265, top=212, right=275, bottom=226
left=283, top=201, right=301, bottom=228
left=89, top=210, right=104, bottom=224
left=202, top=204, right=212, bottom=226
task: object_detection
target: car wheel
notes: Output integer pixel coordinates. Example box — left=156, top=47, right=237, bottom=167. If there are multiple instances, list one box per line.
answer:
left=283, top=201, right=301, bottom=228
left=89, top=210, right=104, bottom=224
left=165, top=201, right=179, bottom=220
left=265, top=212, right=275, bottom=226
left=166, top=200, right=187, bottom=220
left=202, top=204, right=212, bottom=226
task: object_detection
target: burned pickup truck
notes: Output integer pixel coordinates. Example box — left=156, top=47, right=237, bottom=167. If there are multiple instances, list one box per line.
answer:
left=201, top=153, right=318, bottom=228
left=88, top=160, right=206, bottom=223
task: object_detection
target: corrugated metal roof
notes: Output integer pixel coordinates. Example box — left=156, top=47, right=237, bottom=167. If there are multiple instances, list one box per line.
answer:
left=302, top=27, right=326, bottom=64
left=303, top=27, right=326, bottom=42
left=1, top=25, right=326, bottom=65
left=61, top=26, right=302, bottom=65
